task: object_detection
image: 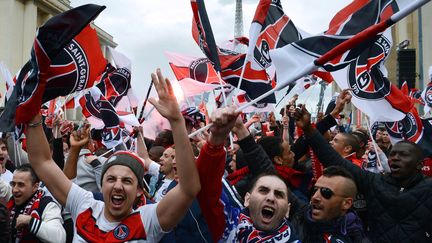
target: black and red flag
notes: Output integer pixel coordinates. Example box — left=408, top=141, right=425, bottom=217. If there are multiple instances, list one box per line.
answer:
left=190, top=0, right=276, bottom=103
left=248, top=0, right=301, bottom=71
left=0, top=4, right=106, bottom=132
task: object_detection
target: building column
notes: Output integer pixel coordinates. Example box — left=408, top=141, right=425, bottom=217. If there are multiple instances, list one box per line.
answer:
left=22, top=0, right=38, bottom=64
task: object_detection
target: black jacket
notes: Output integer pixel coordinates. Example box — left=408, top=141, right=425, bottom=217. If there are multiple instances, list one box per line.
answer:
left=306, top=129, right=432, bottom=242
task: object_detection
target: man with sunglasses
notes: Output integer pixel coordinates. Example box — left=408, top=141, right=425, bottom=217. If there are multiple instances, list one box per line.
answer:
left=295, top=90, right=432, bottom=242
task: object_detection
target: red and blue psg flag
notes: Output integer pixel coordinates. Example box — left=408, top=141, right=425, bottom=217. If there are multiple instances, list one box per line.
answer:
left=190, top=0, right=221, bottom=72
left=0, top=4, right=107, bottom=128
left=248, top=0, right=302, bottom=71
left=191, top=0, right=276, bottom=103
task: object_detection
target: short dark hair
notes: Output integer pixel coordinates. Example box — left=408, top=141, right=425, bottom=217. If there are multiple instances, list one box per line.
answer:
left=257, top=136, right=283, bottom=163
left=155, top=129, right=174, bottom=147
left=247, top=171, right=290, bottom=195
left=377, top=127, right=386, bottom=132
left=322, top=166, right=357, bottom=198
left=394, top=140, right=425, bottom=162
left=340, top=133, right=361, bottom=154
left=15, top=164, right=40, bottom=184
left=351, top=130, right=368, bottom=148
left=323, top=166, right=355, bottom=181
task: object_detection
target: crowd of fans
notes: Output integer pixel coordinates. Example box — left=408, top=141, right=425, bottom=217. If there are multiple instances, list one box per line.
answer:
left=0, top=70, right=431, bottom=242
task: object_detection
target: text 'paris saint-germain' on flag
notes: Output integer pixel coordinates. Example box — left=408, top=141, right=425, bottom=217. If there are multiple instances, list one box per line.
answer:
left=190, top=0, right=276, bottom=103
left=270, top=0, right=412, bottom=122
left=0, top=4, right=107, bottom=131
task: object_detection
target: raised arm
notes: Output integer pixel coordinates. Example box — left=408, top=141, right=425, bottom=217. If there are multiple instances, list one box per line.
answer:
left=197, top=106, right=240, bottom=242
left=134, top=126, right=153, bottom=171
left=233, top=115, right=276, bottom=178
left=51, top=114, right=65, bottom=169
left=62, top=125, right=90, bottom=180
left=149, top=69, right=201, bottom=231
left=25, top=114, right=72, bottom=206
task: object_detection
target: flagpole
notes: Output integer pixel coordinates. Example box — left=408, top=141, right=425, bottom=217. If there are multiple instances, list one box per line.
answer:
left=365, top=117, right=383, bottom=171
left=189, top=0, right=431, bottom=138
left=64, top=94, right=71, bottom=121
left=235, top=57, right=248, bottom=92
left=216, top=71, right=235, bottom=148
left=138, top=80, right=153, bottom=123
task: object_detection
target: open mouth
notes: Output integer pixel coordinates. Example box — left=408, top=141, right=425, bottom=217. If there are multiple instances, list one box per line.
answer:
left=261, top=206, right=275, bottom=222
left=311, top=204, right=323, bottom=215
left=390, top=164, right=401, bottom=172
left=111, top=194, right=126, bottom=208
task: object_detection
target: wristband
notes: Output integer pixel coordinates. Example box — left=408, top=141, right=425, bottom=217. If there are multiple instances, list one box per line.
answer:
left=27, top=119, right=43, bottom=127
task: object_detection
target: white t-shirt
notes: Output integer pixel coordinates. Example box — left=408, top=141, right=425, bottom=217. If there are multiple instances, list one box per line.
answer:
left=66, top=183, right=165, bottom=242
left=153, top=178, right=173, bottom=203
left=0, top=169, right=13, bottom=184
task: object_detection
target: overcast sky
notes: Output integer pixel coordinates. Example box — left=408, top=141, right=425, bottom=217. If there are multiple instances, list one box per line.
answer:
left=72, top=0, right=351, bottom=111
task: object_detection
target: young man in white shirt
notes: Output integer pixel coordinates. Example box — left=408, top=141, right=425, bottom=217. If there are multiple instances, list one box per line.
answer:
left=25, top=69, right=201, bottom=242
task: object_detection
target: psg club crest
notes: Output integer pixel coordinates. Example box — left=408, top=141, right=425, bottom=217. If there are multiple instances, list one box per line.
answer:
left=113, top=224, right=129, bottom=240
left=189, top=58, right=212, bottom=82
left=254, top=40, right=271, bottom=69
left=348, top=35, right=391, bottom=100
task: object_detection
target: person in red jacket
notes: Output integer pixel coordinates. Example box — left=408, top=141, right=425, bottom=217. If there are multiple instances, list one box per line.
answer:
left=196, top=107, right=300, bottom=242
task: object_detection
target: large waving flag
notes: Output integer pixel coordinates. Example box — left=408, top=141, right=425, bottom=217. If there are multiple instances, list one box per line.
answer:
left=270, top=0, right=413, bottom=122
left=191, top=0, right=276, bottom=103
left=248, top=0, right=301, bottom=71
left=0, top=4, right=107, bottom=131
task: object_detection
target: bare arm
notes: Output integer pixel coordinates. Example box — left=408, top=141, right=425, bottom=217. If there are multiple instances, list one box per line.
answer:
left=281, top=114, right=290, bottom=143
left=149, top=69, right=201, bottom=231
left=25, top=114, right=72, bottom=206
left=243, top=114, right=260, bottom=129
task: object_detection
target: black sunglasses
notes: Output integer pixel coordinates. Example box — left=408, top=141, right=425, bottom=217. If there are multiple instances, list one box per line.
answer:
left=311, top=186, right=336, bottom=200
